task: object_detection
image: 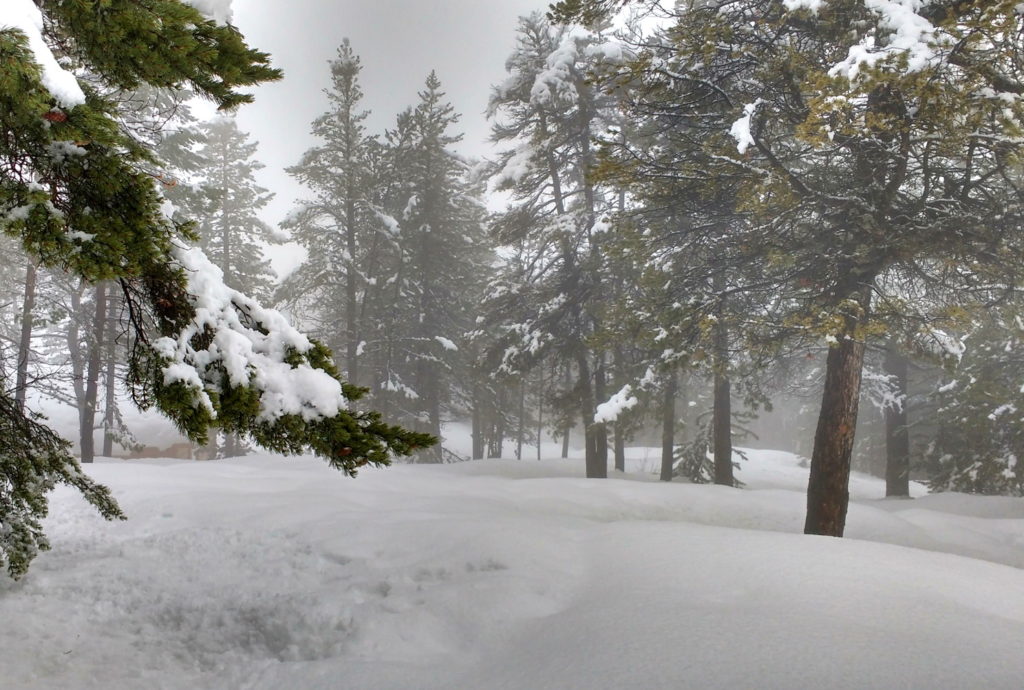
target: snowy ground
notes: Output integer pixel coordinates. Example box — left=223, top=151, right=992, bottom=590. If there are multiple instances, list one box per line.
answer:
left=3, top=433, right=1024, bottom=689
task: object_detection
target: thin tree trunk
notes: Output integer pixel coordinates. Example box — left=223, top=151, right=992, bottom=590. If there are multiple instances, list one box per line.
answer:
left=516, top=379, right=525, bottom=460
left=345, top=196, right=359, bottom=387
left=471, top=380, right=484, bottom=460
left=712, top=273, right=734, bottom=486
left=614, top=425, right=625, bottom=473
left=884, top=343, right=911, bottom=498
left=805, top=335, right=868, bottom=537
left=102, top=289, right=117, bottom=457
left=661, top=371, right=677, bottom=482
left=80, top=283, right=107, bottom=463
left=14, top=261, right=37, bottom=413
left=577, top=352, right=605, bottom=478
left=594, top=352, right=609, bottom=472
left=561, top=366, right=570, bottom=459
left=536, top=368, right=544, bottom=461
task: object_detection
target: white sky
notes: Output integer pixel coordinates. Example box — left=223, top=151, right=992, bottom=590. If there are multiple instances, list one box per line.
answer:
left=222, top=0, right=551, bottom=247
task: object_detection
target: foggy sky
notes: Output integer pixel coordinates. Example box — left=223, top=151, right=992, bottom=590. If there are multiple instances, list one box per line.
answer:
left=223, top=0, right=551, bottom=274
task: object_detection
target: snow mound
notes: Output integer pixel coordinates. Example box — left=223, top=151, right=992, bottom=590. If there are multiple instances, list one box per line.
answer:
left=1, top=448, right=1022, bottom=689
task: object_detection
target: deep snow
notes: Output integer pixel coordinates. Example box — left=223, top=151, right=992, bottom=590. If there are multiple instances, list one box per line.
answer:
left=2, top=435, right=1023, bottom=689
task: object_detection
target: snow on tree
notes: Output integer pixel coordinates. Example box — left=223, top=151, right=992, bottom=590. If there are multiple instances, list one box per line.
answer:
left=556, top=0, right=1024, bottom=535
left=282, top=39, right=375, bottom=386
left=0, top=0, right=432, bottom=579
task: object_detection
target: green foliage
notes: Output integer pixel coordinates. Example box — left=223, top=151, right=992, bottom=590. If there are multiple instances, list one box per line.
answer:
left=927, top=306, right=1024, bottom=496
left=42, top=0, right=280, bottom=110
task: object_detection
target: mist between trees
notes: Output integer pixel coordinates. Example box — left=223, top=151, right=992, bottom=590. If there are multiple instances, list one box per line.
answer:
left=4, top=0, right=1024, bottom=578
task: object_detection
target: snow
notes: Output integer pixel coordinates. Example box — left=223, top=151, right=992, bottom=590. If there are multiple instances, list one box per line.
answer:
left=594, top=384, right=639, bottom=423
left=730, top=100, right=761, bottom=154
left=0, top=0, right=86, bottom=108
left=3, top=433, right=1024, bottom=689
left=434, top=336, right=458, bottom=352
left=783, top=0, right=826, bottom=11
left=829, top=0, right=941, bottom=80
left=154, top=243, right=349, bottom=422
left=181, top=0, right=234, bottom=24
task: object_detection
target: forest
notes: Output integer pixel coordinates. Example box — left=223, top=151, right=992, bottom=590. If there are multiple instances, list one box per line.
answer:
left=2, top=2, right=1024, bottom=687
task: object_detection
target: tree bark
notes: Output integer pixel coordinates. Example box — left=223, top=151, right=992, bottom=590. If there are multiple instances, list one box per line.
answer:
left=471, top=381, right=484, bottom=460
left=14, top=261, right=37, bottom=413
left=594, top=353, right=609, bottom=472
left=577, top=352, right=605, bottom=478
left=516, top=379, right=526, bottom=460
left=805, top=336, right=868, bottom=537
left=712, top=308, right=734, bottom=486
left=661, top=371, right=677, bottom=482
left=102, top=288, right=117, bottom=457
left=884, top=343, right=911, bottom=497
left=614, top=424, right=626, bottom=472
left=80, top=283, right=107, bottom=463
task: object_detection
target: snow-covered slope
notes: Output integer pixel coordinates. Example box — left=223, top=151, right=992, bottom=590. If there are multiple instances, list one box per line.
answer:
left=2, top=446, right=1023, bottom=689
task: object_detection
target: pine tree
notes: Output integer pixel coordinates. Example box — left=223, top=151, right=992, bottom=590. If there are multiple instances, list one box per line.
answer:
left=557, top=0, right=1024, bottom=535
left=169, top=116, right=279, bottom=301
left=483, top=13, right=619, bottom=477
left=282, top=39, right=374, bottom=384
left=0, top=0, right=432, bottom=578
left=926, top=304, right=1024, bottom=495
left=387, top=73, right=490, bottom=456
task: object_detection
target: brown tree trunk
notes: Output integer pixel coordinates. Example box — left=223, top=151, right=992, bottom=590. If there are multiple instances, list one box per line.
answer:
left=536, top=368, right=544, bottom=461
left=80, top=283, right=107, bottom=463
left=661, top=372, right=677, bottom=482
left=471, top=381, right=484, bottom=460
left=614, top=424, right=626, bottom=473
left=516, top=379, right=526, bottom=460
left=577, top=352, right=605, bottom=478
left=594, top=353, right=609, bottom=473
left=884, top=343, right=911, bottom=497
left=102, top=289, right=117, bottom=457
left=805, top=336, right=868, bottom=537
left=712, top=306, right=734, bottom=486
left=14, top=261, right=37, bottom=412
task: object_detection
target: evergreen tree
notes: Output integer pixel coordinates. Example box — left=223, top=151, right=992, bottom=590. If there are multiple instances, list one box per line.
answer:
left=170, top=116, right=279, bottom=301
left=927, top=304, right=1024, bottom=495
left=556, top=0, right=1024, bottom=535
left=483, top=13, right=619, bottom=477
left=0, top=0, right=432, bottom=578
left=282, top=39, right=374, bottom=384
left=387, top=73, right=491, bottom=456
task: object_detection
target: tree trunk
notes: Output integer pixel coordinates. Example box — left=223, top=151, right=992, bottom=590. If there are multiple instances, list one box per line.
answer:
left=577, top=352, right=605, bottom=478
left=536, top=368, right=544, bottom=461
left=471, top=381, right=484, bottom=460
left=80, top=283, right=107, bottom=464
left=884, top=343, right=911, bottom=498
left=345, top=196, right=359, bottom=387
left=805, top=336, right=868, bottom=537
left=712, top=273, right=734, bottom=486
left=561, top=366, right=571, bottom=459
left=594, top=353, right=609, bottom=473
left=516, top=379, right=526, bottom=460
left=102, top=288, right=117, bottom=457
left=14, top=261, right=38, bottom=412
left=614, top=424, right=626, bottom=473
left=712, top=322, right=734, bottom=486
left=661, top=371, right=677, bottom=482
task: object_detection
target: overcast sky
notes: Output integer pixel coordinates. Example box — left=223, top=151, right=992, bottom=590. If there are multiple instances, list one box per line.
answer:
left=222, top=0, right=551, bottom=247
